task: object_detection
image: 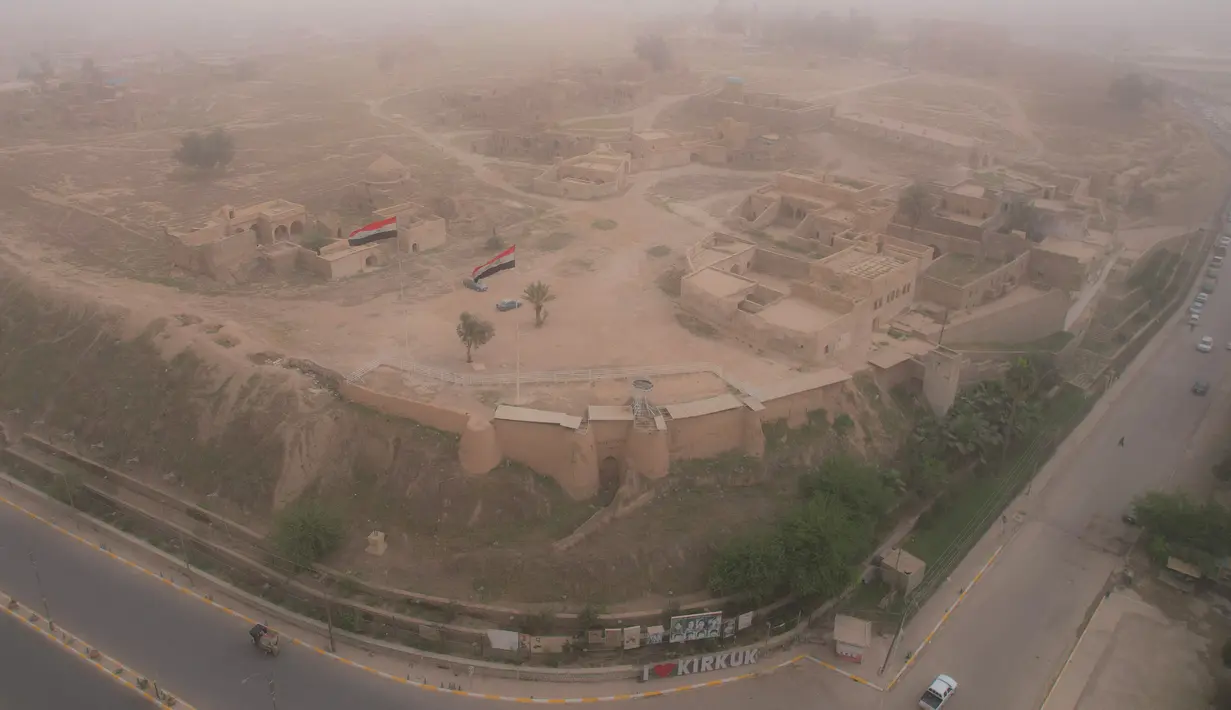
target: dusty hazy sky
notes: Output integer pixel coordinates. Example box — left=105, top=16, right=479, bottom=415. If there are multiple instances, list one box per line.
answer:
left=3, top=0, right=1229, bottom=57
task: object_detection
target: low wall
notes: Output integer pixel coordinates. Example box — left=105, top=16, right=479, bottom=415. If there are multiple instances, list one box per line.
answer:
left=885, top=223, right=983, bottom=259
left=338, top=380, right=471, bottom=435
left=944, top=289, right=1070, bottom=345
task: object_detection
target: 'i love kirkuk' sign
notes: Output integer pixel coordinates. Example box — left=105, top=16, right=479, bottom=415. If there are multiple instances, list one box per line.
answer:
left=639, top=648, right=760, bottom=682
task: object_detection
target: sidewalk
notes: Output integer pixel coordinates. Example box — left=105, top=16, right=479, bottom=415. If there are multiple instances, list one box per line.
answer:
left=0, top=472, right=815, bottom=702
left=1038, top=591, right=1164, bottom=710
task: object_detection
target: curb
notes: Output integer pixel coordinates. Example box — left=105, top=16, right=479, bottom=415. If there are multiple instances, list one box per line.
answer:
left=0, top=589, right=195, bottom=708
left=0, top=488, right=814, bottom=703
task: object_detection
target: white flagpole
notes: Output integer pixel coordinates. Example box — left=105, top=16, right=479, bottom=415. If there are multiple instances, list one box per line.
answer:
left=515, top=324, right=521, bottom=405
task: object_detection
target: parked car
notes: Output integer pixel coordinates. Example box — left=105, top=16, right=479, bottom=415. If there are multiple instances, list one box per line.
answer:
left=1196, top=293, right=1210, bottom=304
left=1209, top=268, right=1220, bottom=279
left=1202, top=279, right=1218, bottom=294
left=1220, top=234, right=1231, bottom=247
left=1213, top=255, right=1225, bottom=268
left=1191, top=301, right=1205, bottom=314
left=1193, top=380, right=1211, bottom=396
left=462, top=277, right=489, bottom=293
left=1198, top=336, right=1214, bottom=353
left=1190, top=312, right=1201, bottom=325
left=496, top=298, right=522, bottom=312
left=919, top=675, right=958, bottom=710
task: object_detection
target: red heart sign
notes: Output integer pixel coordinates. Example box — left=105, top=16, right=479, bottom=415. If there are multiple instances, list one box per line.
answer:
left=652, top=662, right=677, bottom=678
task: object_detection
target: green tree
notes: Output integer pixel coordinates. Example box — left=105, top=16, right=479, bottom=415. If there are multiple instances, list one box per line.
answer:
left=271, top=500, right=344, bottom=568
left=634, top=34, right=672, bottom=72
left=1003, top=198, right=1046, bottom=242
left=798, top=455, right=896, bottom=524
left=832, top=413, right=855, bottom=442
left=1001, top=357, right=1040, bottom=459
left=779, top=495, right=867, bottom=597
left=897, top=182, right=932, bottom=234
left=432, top=196, right=458, bottom=232
left=708, top=532, right=787, bottom=603
left=522, top=281, right=556, bottom=327
left=173, top=128, right=235, bottom=171
left=456, top=311, right=495, bottom=363
left=1133, top=491, right=1231, bottom=559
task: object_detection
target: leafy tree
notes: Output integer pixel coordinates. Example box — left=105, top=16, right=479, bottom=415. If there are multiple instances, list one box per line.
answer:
left=634, top=34, right=672, bottom=72
left=456, top=312, right=495, bottom=363
left=799, top=455, right=897, bottom=524
left=897, top=182, right=932, bottom=234
left=1133, top=491, right=1231, bottom=559
left=522, top=281, right=556, bottom=327
left=1001, top=357, right=1041, bottom=458
left=432, top=196, right=458, bottom=232
left=778, top=495, right=868, bottom=597
left=908, top=457, right=948, bottom=497
left=271, top=500, right=344, bottom=567
left=708, top=532, right=787, bottom=603
left=173, top=128, right=235, bottom=171
left=832, top=413, right=855, bottom=441
left=1003, top=198, right=1046, bottom=242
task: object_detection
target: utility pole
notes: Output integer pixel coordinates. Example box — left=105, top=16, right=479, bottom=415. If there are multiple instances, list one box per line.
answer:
left=325, top=591, right=336, bottom=653
left=937, top=308, right=951, bottom=346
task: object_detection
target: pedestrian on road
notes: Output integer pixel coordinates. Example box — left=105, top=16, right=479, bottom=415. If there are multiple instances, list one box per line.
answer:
left=1118, top=436, right=1125, bottom=447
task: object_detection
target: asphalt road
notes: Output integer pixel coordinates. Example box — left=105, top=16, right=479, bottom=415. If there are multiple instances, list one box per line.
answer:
left=878, top=241, right=1231, bottom=710
left=0, top=611, right=149, bottom=710
left=0, top=503, right=476, bottom=710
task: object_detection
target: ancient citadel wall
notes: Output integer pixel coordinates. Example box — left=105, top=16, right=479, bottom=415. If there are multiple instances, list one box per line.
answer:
left=330, top=365, right=864, bottom=501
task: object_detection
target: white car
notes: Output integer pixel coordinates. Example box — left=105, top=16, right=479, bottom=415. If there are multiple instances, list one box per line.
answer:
left=1191, top=301, right=1205, bottom=313
left=1199, top=336, right=1214, bottom=353
left=1190, top=312, right=1202, bottom=325
left=1196, top=293, right=1210, bottom=304
left=919, top=675, right=958, bottom=710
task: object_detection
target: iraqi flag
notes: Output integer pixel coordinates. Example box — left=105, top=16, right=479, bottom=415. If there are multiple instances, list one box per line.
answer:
left=472, top=245, right=515, bottom=281
left=347, top=216, right=397, bottom=246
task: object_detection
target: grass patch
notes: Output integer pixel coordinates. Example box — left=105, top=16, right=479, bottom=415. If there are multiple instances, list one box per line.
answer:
left=646, top=244, right=672, bottom=258
left=538, top=231, right=575, bottom=251
left=591, top=219, right=618, bottom=231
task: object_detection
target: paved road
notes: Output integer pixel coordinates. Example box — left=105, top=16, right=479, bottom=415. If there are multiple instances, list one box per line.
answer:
left=0, top=611, right=149, bottom=710
left=876, top=238, right=1231, bottom=710
left=0, top=504, right=482, bottom=710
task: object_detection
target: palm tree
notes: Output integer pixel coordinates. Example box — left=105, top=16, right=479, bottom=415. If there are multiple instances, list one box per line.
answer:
left=456, top=312, right=495, bottom=363
left=897, top=182, right=932, bottom=234
left=1001, top=357, right=1040, bottom=462
left=522, top=281, right=556, bottom=327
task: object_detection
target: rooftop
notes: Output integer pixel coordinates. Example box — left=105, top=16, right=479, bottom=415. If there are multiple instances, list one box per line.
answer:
left=924, top=253, right=1009, bottom=286
left=1034, top=237, right=1101, bottom=261
left=950, top=182, right=988, bottom=199
left=821, top=249, right=908, bottom=280
left=834, top=615, right=872, bottom=646
left=757, top=298, right=845, bottom=333
left=684, top=268, right=756, bottom=298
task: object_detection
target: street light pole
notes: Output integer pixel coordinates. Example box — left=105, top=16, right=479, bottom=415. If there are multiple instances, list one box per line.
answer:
left=28, top=551, right=52, bottom=629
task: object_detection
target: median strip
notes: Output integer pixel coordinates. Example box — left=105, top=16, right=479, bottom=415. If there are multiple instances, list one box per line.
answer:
left=0, top=587, right=195, bottom=709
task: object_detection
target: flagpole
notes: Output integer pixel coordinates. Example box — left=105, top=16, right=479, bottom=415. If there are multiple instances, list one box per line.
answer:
left=515, top=324, right=521, bottom=406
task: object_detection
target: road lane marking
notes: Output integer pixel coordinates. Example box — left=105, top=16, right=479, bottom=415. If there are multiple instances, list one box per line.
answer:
left=0, top=589, right=198, bottom=709
left=0, top=488, right=824, bottom=703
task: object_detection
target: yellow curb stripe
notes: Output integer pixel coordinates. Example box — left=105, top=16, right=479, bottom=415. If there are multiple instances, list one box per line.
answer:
left=0, top=594, right=195, bottom=708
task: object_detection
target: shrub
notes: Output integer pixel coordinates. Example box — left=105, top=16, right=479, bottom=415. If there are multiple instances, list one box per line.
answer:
left=271, top=500, right=344, bottom=568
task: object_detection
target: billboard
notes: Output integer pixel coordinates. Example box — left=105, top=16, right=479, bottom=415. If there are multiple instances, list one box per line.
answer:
left=668, top=611, right=723, bottom=643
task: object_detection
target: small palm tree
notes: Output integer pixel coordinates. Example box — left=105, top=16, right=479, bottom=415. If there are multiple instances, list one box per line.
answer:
left=898, top=182, right=932, bottom=234
left=456, top=312, right=495, bottom=363
left=522, top=281, right=557, bottom=327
